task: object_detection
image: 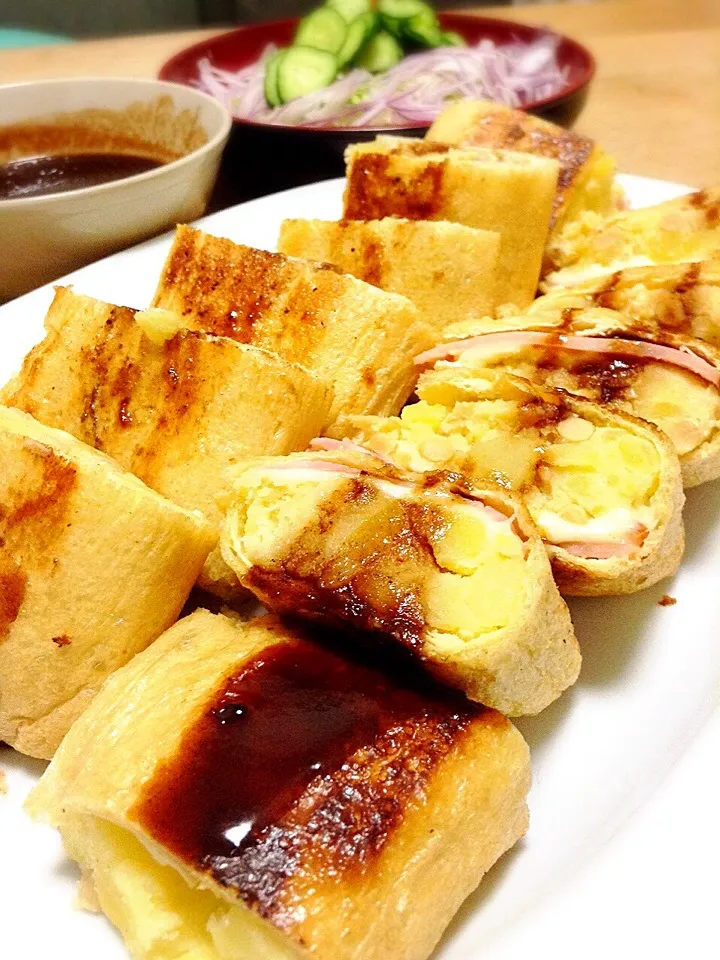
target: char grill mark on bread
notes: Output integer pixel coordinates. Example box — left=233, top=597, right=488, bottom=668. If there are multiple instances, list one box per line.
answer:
left=0, top=406, right=214, bottom=758
left=28, top=610, right=531, bottom=960
left=151, top=225, right=433, bottom=425
left=426, top=99, right=618, bottom=235
left=1, top=287, right=332, bottom=602
left=342, top=136, right=559, bottom=310
left=277, top=217, right=501, bottom=332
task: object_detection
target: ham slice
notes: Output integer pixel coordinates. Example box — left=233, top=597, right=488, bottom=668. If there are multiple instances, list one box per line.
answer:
left=264, top=459, right=360, bottom=476
left=558, top=523, right=648, bottom=560
left=266, top=454, right=519, bottom=528
left=415, top=331, right=720, bottom=387
left=309, top=436, right=395, bottom=465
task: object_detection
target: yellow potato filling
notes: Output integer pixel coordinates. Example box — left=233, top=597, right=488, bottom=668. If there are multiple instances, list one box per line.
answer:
left=344, top=398, right=661, bottom=550
left=223, top=468, right=530, bottom=646
left=61, top=817, right=300, bottom=960
left=549, top=198, right=720, bottom=280
left=448, top=344, right=720, bottom=460
left=557, top=150, right=618, bottom=232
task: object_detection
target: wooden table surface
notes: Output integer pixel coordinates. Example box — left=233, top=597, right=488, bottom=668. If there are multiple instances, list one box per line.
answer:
left=1, top=0, right=719, bottom=186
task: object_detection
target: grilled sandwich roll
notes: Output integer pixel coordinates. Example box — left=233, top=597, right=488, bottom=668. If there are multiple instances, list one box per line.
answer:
left=1, top=287, right=333, bottom=597
left=220, top=451, right=579, bottom=716
left=426, top=99, right=619, bottom=236
left=150, top=225, right=433, bottom=425
left=545, top=186, right=720, bottom=284
left=329, top=370, right=685, bottom=596
left=0, top=407, right=215, bottom=759
left=28, top=610, right=530, bottom=960
left=533, top=261, right=720, bottom=348
left=277, top=217, right=500, bottom=332
left=343, top=136, right=559, bottom=309
left=424, top=311, right=720, bottom=488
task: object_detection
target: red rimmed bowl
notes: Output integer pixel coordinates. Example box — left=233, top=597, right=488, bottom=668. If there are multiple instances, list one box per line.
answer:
left=161, top=13, right=595, bottom=203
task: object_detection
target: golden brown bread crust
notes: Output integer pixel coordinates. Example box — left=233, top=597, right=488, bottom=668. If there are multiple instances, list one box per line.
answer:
left=0, top=407, right=214, bottom=758
left=427, top=99, right=600, bottom=229
left=151, top=225, right=433, bottom=424
left=277, top=216, right=500, bottom=332
left=342, top=136, right=559, bottom=309
left=29, top=610, right=530, bottom=960
left=220, top=451, right=579, bottom=715
left=1, top=287, right=331, bottom=531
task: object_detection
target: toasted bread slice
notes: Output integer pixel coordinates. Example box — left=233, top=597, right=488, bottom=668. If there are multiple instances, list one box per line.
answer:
left=427, top=99, right=618, bottom=235
left=343, top=136, right=558, bottom=308
left=28, top=610, right=530, bottom=960
left=1, top=287, right=331, bottom=527
left=545, top=187, right=720, bottom=283
left=277, top=217, right=500, bottom=332
left=1, top=288, right=332, bottom=599
left=150, top=225, right=432, bottom=424
left=329, top=370, right=684, bottom=596
left=220, top=450, right=579, bottom=716
left=0, top=407, right=214, bottom=759
left=427, top=309, right=720, bottom=488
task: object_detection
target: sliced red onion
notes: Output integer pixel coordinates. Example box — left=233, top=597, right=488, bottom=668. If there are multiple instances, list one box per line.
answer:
left=195, top=35, right=569, bottom=129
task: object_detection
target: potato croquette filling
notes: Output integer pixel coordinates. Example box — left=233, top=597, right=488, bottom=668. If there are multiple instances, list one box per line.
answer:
left=430, top=339, right=720, bottom=460
left=341, top=396, right=662, bottom=560
left=224, top=465, right=531, bottom=645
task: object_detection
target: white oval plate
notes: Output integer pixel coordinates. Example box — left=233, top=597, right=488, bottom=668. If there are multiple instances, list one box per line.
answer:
left=0, top=175, right=718, bottom=960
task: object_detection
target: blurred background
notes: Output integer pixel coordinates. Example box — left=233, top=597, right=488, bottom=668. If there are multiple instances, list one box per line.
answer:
left=2, top=0, right=559, bottom=42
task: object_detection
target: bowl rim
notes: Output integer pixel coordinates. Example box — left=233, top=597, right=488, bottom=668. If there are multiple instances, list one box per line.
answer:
left=159, top=13, right=596, bottom=135
left=0, top=76, right=233, bottom=208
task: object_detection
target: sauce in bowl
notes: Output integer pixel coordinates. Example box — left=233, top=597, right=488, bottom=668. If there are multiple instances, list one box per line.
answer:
left=0, top=153, right=164, bottom=201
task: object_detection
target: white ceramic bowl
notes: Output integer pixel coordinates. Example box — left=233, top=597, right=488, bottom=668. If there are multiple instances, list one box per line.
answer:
left=0, top=77, right=232, bottom=301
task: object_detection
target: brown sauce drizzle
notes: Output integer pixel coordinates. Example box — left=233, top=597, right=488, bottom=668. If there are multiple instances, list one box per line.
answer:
left=131, top=632, right=478, bottom=925
left=569, top=355, right=645, bottom=405
left=509, top=334, right=650, bottom=406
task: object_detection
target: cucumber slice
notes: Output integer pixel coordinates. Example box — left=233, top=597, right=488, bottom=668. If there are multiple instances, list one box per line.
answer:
left=441, top=30, right=467, bottom=47
left=277, top=46, right=338, bottom=103
left=294, top=7, right=347, bottom=55
left=377, top=0, right=431, bottom=19
left=327, top=0, right=372, bottom=23
left=337, top=11, right=378, bottom=69
left=264, top=51, right=285, bottom=107
left=378, top=14, right=404, bottom=41
left=356, top=30, right=404, bottom=73
left=404, top=10, right=445, bottom=47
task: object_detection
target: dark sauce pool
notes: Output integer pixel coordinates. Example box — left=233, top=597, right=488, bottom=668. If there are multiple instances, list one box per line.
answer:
left=0, top=152, right=163, bottom=200
left=131, top=632, right=478, bottom=914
